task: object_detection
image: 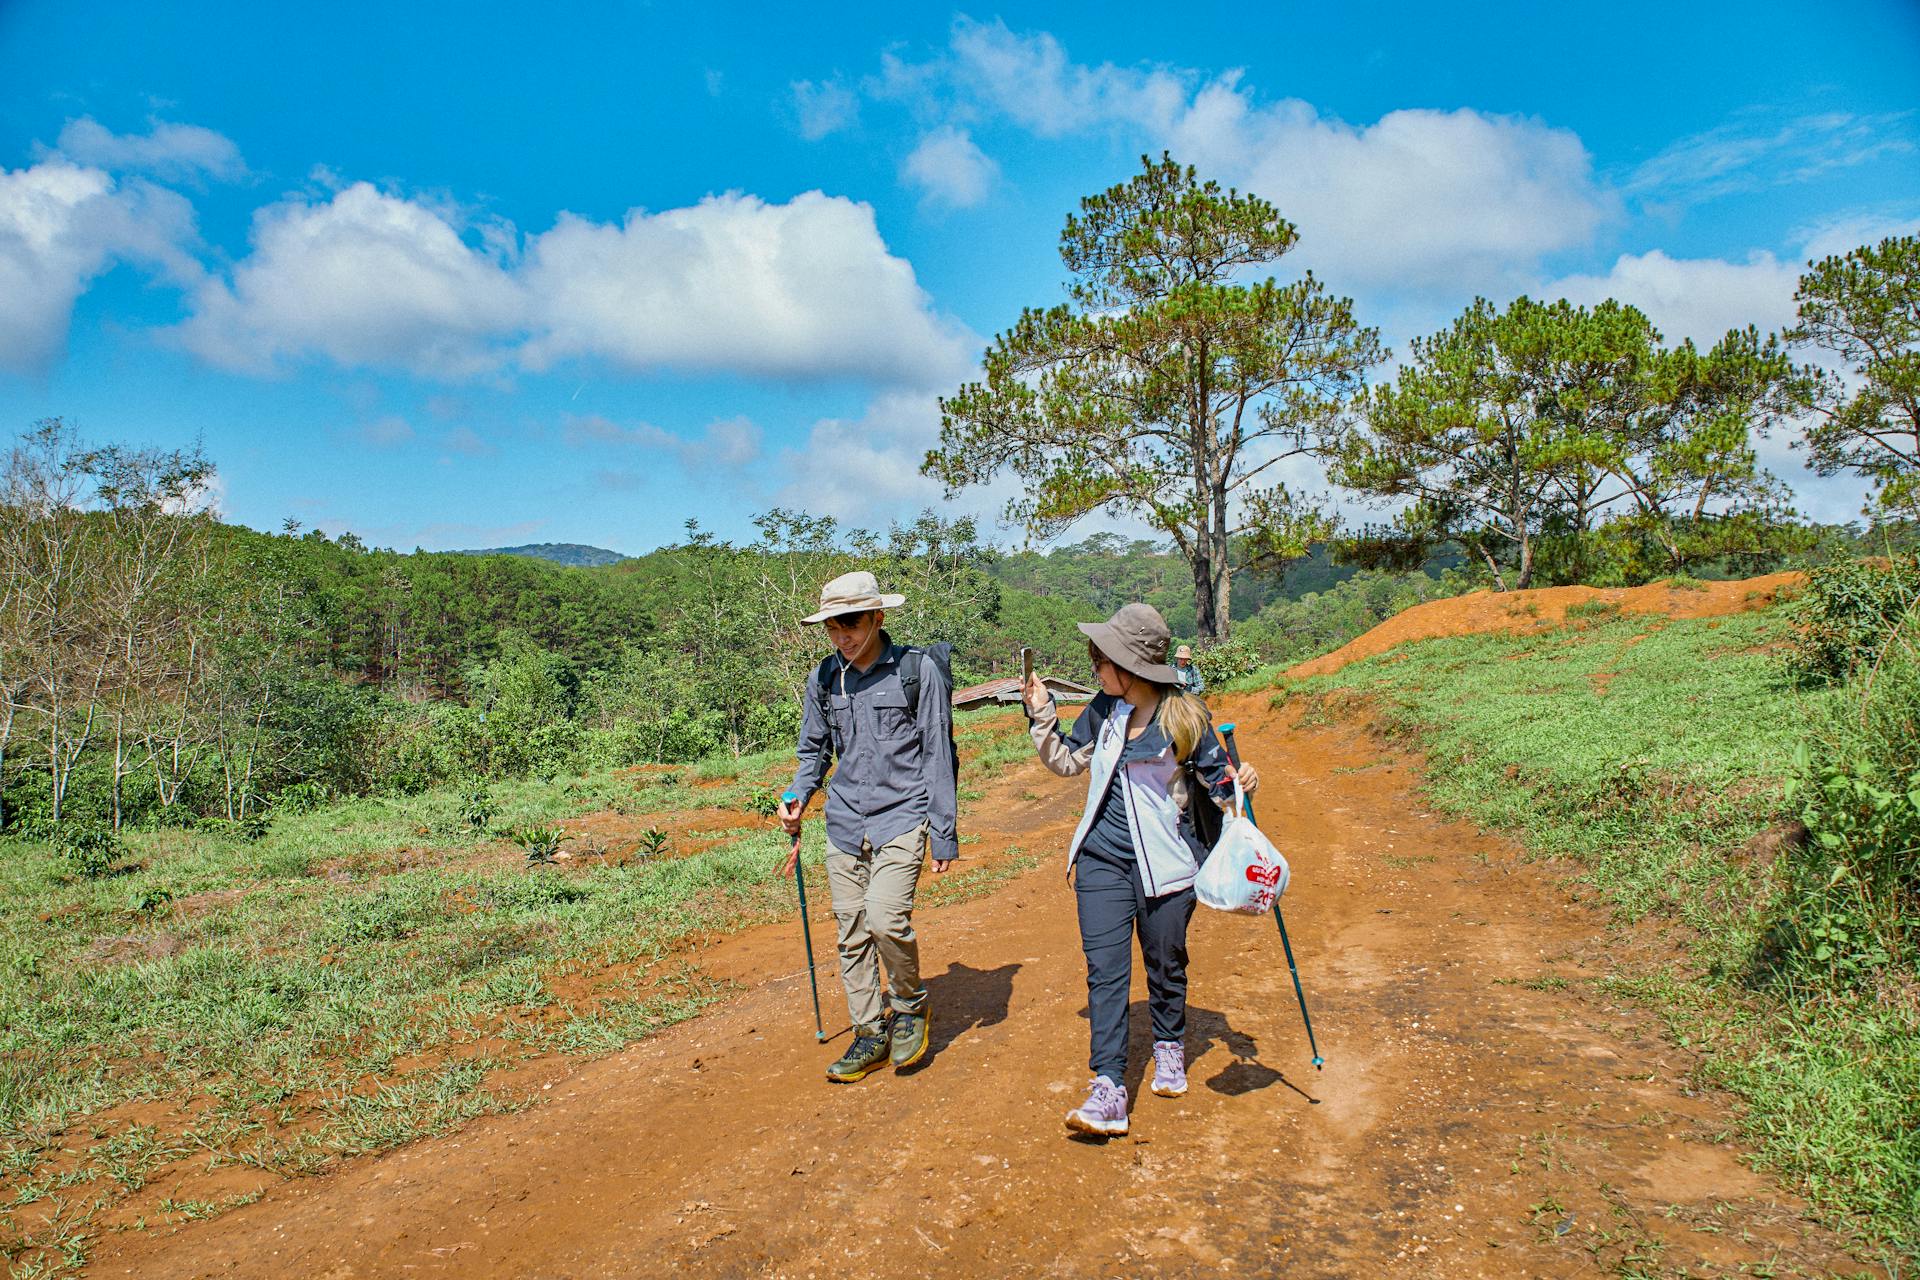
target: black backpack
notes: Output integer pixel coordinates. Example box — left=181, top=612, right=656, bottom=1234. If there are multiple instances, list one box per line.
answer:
left=814, top=642, right=958, bottom=776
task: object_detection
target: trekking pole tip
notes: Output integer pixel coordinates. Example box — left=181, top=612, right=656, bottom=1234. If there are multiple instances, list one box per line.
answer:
left=1312, top=1056, right=1325, bottom=1069
left=1219, top=721, right=1236, bottom=734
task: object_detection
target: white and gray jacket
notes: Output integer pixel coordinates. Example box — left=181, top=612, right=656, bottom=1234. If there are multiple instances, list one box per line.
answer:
left=1027, top=692, right=1237, bottom=898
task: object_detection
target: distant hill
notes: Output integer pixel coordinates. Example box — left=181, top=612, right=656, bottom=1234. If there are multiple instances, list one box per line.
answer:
left=453, top=542, right=629, bottom=567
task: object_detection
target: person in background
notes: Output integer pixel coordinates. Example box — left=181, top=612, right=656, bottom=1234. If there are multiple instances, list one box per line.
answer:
left=780, top=571, right=957, bottom=1083
left=1022, top=603, right=1257, bottom=1137
left=1173, top=644, right=1205, bottom=695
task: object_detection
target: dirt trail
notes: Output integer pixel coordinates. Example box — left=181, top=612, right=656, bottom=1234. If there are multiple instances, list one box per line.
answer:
left=91, top=692, right=1871, bottom=1278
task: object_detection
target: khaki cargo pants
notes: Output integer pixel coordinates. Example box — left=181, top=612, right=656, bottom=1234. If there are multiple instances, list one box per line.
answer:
left=825, top=823, right=929, bottom=1034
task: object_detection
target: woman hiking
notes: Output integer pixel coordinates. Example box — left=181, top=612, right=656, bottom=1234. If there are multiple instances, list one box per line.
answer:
left=1022, top=603, right=1258, bottom=1137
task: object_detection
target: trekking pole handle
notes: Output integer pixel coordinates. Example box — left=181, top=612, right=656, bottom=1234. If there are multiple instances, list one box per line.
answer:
left=1218, top=724, right=1254, bottom=822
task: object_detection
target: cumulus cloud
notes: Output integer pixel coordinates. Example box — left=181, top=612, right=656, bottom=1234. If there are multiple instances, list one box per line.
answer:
left=46, top=116, right=246, bottom=184
left=792, top=77, right=860, bottom=140
left=1540, top=215, right=1920, bottom=349
left=0, top=159, right=202, bottom=374
left=1543, top=249, right=1802, bottom=347
left=176, top=182, right=524, bottom=377
left=772, top=391, right=952, bottom=521
left=941, top=18, right=1189, bottom=137
left=175, top=183, right=970, bottom=386
left=902, top=127, right=998, bottom=208
left=865, top=19, right=1614, bottom=292
left=518, top=191, right=974, bottom=385
left=1167, top=88, right=1613, bottom=291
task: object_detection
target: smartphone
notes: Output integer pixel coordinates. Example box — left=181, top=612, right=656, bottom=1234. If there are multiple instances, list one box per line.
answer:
left=1019, top=647, right=1035, bottom=684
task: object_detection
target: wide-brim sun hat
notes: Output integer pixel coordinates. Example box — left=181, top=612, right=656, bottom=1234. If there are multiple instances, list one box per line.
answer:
left=1077, top=602, right=1182, bottom=685
left=801, top=570, right=907, bottom=624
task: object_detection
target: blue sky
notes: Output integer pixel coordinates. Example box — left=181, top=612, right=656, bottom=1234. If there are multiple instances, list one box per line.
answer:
left=2, top=1, right=1917, bottom=550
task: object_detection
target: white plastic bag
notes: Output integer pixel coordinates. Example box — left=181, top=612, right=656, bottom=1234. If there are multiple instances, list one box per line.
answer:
left=1194, top=780, right=1290, bottom=914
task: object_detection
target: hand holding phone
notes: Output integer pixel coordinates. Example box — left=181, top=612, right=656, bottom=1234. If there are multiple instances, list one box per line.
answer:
left=1019, top=647, right=1045, bottom=710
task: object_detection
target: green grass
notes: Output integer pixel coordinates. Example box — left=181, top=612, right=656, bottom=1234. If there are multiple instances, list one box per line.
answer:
left=1291, top=610, right=1919, bottom=1264
left=0, top=708, right=1041, bottom=1276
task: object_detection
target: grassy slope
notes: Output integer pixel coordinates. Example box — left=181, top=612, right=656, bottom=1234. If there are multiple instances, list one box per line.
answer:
left=1291, top=607, right=1919, bottom=1263
left=0, top=709, right=1036, bottom=1276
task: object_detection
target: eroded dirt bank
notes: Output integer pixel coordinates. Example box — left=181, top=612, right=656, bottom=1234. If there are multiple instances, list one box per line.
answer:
left=90, top=693, right=1871, bottom=1278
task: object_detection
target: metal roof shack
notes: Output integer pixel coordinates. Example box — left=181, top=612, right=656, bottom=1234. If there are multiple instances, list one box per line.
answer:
left=951, top=674, right=1097, bottom=712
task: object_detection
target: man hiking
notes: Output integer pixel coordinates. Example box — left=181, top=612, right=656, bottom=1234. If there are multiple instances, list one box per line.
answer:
left=779, top=570, right=957, bottom=1082
left=1172, top=644, right=1205, bottom=696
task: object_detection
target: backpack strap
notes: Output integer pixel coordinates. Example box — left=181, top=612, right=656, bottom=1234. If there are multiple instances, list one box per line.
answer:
left=897, top=647, right=923, bottom=718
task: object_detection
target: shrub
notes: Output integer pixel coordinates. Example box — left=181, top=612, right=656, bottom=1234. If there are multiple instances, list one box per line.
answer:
left=458, top=781, right=496, bottom=832
left=1784, top=635, right=1920, bottom=980
left=59, top=824, right=126, bottom=879
left=511, top=825, right=565, bottom=864
left=1784, top=555, right=1920, bottom=684
left=1194, top=636, right=1261, bottom=687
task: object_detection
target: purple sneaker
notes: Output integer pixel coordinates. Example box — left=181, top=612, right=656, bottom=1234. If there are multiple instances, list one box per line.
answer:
left=1065, top=1075, right=1129, bottom=1136
left=1151, top=1041, right=1187, bottom=1097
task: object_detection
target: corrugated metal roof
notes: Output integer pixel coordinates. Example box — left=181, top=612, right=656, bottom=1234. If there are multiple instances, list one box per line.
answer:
left=952, top=674, right=1096, bottom=710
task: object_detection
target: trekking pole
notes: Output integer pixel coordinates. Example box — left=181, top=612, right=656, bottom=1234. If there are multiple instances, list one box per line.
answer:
left=783, top=791, right=827, bottom=1043
left=1218, top=724, right=1324, bottom=1070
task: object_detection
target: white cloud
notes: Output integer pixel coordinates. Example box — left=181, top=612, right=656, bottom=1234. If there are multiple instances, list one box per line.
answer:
left=0, top=159, right=201, bottom=374
left=356, top=415, right=416, bottom=448
left=519, top=190, right=974, bottom=385
left=565, top=412, right=764, bottom=472
left=1544, top=249, right=1802, bottom=347
left=902, top=127, right=999, bottom=208
left=871, top=20, right=1614, bottom=293
left=1627, top=109, right=1914, bottom=207
left=792, top=77, right=860, bottom=140
left=1796, top=212, right=1920, bottom=264
left=177, top=182, right=970, bottom=386
left=176, top=182, right=523, bottom=377
left=1165, top=90, right=1616, bottom=291
left=943, top=18, right=1189, bottom=137
left=773, top=391, right=952, bottom=521
left=46, top=116, right=246, bottom=184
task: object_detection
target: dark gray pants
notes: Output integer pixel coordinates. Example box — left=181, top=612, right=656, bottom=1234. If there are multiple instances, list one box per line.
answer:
left=1073, top=845, right=1197, bottom=1084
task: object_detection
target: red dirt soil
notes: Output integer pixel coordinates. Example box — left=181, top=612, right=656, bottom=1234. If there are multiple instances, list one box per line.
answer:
left=1286, top=572, right=1804, bottom=679
left=85, top=663, right=1874, bottom=1276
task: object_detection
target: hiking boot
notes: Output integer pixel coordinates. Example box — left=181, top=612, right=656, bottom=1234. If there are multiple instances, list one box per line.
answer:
left=1150, top=1040, right=1187, bottom=1097
left=1064, top=1075, right=1129, bottom=1136
left=889, top=1008, right=929, bottom=1068
left=826, top=1030, right=891, bottom=1083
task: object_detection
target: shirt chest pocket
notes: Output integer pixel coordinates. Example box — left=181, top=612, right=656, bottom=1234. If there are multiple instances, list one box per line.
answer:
left=828, top=694, right=855, bottom=753
left=866, top=687, right=916, bottom=742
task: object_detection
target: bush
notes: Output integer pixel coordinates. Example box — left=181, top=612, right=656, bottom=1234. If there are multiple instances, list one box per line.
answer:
left=1785, top=555, right=1920, bottom=684
left=1785, top=635, right=1920, bottom=980
left=1194, top=636, right=1261, bottom=687
left=59, top=823, right=126, bottom=879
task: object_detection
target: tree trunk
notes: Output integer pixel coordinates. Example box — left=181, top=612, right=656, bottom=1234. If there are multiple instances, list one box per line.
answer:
left=1210, top=475, right=1233, bottom=638
left=1515, top=534, right=1536, bottom=591
left=1190, top=550, right=1220, bottom=640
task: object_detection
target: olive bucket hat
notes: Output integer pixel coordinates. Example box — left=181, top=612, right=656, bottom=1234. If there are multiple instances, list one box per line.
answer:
left=1077, top=603, right=1182, bottom=685
left=801, top=570, right=906, bottom=624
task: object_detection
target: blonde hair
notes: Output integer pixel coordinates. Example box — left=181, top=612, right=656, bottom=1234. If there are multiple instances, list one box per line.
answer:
left=1156, top=686, right=1210, bottom=763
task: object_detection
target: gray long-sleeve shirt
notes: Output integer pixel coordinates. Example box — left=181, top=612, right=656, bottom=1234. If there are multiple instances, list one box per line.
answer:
left=788, top=634, right=959, bottom=862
